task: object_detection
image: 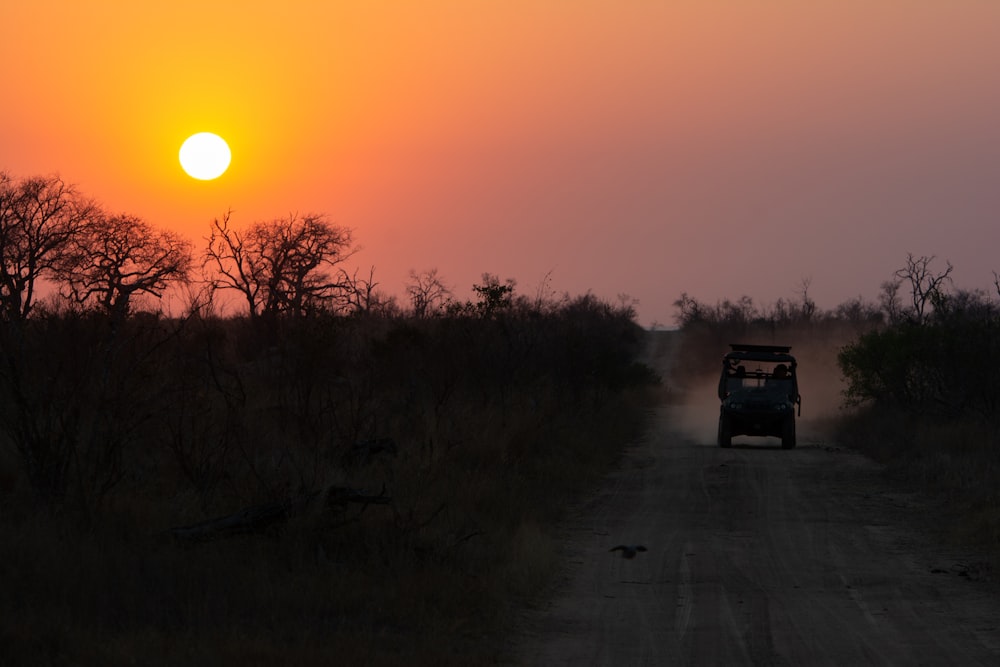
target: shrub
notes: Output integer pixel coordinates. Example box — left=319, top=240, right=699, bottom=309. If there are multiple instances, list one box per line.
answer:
left=839, top=289, right=1000, bottom=419
left=0, top=291, right=658, bottom=665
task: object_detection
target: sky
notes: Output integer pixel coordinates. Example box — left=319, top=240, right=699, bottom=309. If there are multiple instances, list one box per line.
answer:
left=2, top=1, right=999, bottom=326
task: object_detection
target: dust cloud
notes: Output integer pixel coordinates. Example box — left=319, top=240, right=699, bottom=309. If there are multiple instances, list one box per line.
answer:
left=655, top=327, right=861, bottom=447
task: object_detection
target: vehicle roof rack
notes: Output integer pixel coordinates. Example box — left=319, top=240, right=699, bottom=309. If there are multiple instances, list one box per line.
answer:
left=729, top=344, right=792, bottom=354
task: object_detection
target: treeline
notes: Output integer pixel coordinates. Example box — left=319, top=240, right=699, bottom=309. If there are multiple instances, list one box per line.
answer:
left=0, top=172, right=659, bottom=663
left=0, top=288, right=653, bottom=513
left=671, top=256, right=1000, bottom=405
left=0, top=172, right=398, bottom=321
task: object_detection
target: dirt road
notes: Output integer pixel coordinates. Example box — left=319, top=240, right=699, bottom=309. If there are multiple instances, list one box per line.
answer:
left=513, top=341, right=1000, bottom=665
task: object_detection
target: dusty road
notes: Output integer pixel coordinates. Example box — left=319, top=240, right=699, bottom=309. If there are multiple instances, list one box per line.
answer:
left=513, top=339, right=1000, bottom=665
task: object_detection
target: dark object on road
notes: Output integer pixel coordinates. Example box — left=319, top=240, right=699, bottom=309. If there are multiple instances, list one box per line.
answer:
left=610, top=544, right=648, bottom=559
left=717, top=344, right=801, bottom=449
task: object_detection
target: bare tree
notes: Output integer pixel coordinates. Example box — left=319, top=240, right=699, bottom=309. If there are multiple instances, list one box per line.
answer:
left=342, top=265, right=398, bottom=316
left=878, top=278, right=904, bottom=324
left=673, top=292, right=707, bottom=327
left=204, top=212, right=356, bottom=318
left=59, top=213, right=193, bottom=320
left=0, top=172, right=98, bottom=320
left=406, top=268, right=452, bottom=317
left=794, top=277, right=816, bottom=322
left=203, top=212, right=259, bottom=316
left=895, top=254, right=953, bottom=324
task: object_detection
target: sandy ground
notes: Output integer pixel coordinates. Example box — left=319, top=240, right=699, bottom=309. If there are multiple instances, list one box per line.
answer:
left=511, top=334, right=1000, bottom=665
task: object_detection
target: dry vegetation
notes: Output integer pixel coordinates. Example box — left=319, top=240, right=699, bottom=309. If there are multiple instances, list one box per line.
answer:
left=0, top=296, right=658, bottom=666
left=0, top=170, right=662, bottom=664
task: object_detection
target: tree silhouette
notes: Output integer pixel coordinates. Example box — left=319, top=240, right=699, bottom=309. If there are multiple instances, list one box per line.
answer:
left=406, top=268, right=452, bottom=317
left=471, top=273, right=516, bottom=318
left=342, top=265, right=398, bottom=315
left=60, top=213, right=193, bottom=320
left=204, top=212, right=355, bottom=318
left=894, top=253, right=953, bottom=324
left=0, top=172, right=97, bottom=320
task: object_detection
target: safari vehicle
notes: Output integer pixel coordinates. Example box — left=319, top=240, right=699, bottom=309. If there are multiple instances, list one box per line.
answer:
left=717, top=344, right=801, bottom=449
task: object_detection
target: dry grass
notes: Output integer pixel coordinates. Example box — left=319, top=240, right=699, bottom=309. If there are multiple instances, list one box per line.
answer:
left=0, top=308, right=656, bottom=665
left=834, top=406, right=1000, bottom=562
left=0, top=402, right=647, bottom=666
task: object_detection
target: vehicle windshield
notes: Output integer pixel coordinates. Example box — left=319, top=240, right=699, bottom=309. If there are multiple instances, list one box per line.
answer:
left=720, top=358, right=796, bottom=398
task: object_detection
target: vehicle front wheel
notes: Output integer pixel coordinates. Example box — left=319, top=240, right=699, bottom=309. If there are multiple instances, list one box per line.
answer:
left=718, top=414, right=732, bottom=448
left=781, top=416, right=796, bottom=449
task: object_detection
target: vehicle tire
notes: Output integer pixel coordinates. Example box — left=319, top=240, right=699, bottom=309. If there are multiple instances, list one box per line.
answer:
left=718, top=414, right=732, bottom=448
left=781, top=416, right=796, bottom=449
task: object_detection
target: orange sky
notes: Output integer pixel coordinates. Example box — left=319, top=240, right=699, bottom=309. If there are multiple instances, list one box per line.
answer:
left=3, top=1, right=1000, bottom=325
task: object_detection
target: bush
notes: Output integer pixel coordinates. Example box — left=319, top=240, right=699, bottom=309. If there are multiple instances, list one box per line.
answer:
left=0, top=293, right=658, bottom=665
left=839, top=289, right=1000, bottom=419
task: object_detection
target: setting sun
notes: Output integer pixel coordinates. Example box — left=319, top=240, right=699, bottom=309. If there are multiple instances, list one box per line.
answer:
left=178, top=132, right=231, bottom=180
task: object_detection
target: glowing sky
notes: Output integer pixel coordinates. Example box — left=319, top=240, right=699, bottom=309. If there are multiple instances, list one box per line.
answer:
left=3, top=1, right=999, bottom=325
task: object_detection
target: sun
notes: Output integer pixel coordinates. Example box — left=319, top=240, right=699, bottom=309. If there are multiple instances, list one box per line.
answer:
left=179, top=132, right=231, bottom=180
